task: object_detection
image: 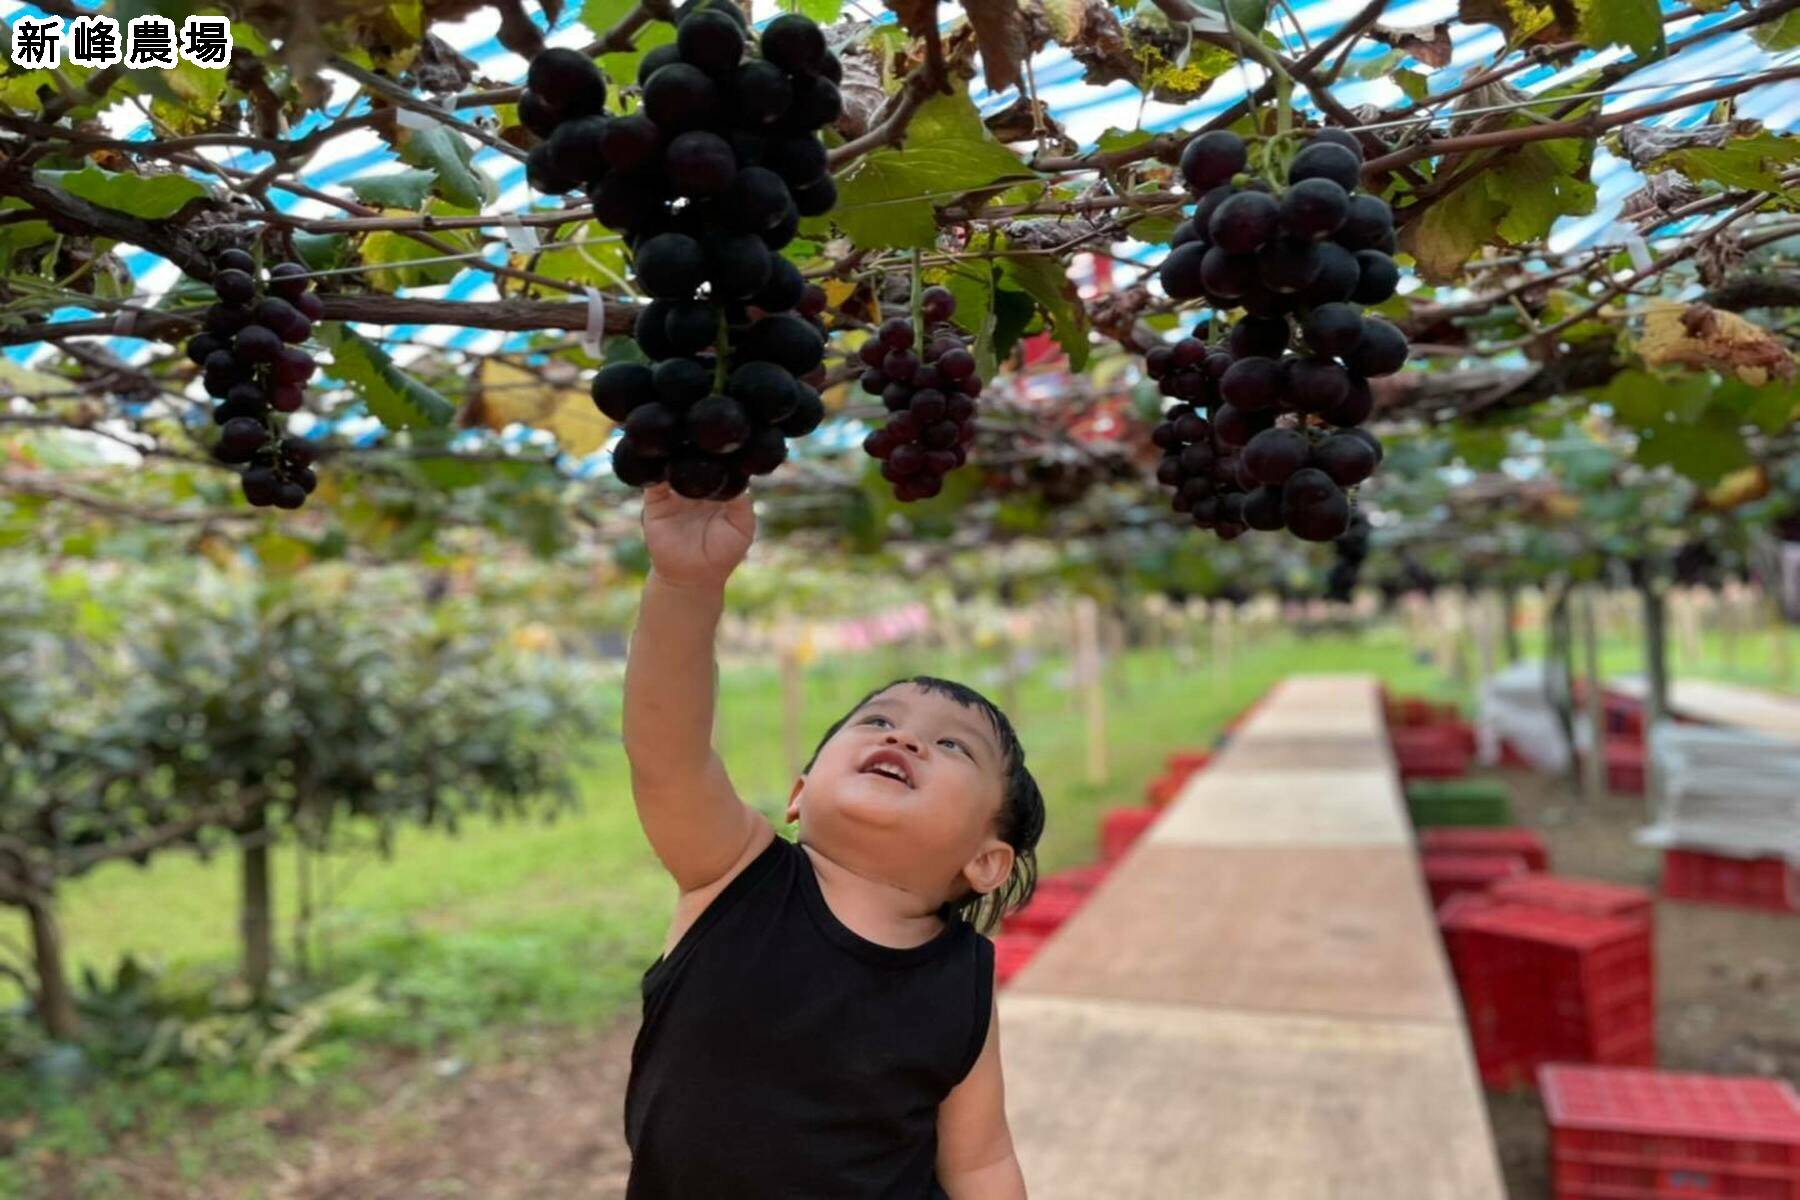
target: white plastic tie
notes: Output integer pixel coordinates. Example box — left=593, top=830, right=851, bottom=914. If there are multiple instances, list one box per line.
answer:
left=583, top=287, right=605, bottom=358
left=501, top=212, right=541, bottom=254
left=1623, top=229, right=1654, bottom=274
left=111, top=307, right=140, bottom=336
left=395, top=106, right=439, bottom=131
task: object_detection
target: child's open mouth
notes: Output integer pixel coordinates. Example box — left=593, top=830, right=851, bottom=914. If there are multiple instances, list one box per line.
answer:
left=858, top=749, right=915, bottom=788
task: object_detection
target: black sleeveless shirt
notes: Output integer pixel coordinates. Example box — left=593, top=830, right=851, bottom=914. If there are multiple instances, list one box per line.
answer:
left=624, top=833, right=994, bottom=1199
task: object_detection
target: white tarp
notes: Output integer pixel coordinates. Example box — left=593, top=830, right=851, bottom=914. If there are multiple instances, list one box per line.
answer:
left=1638, top=721, right=1800, bottom=862
left=1476, top=660, right=1574, bottom=774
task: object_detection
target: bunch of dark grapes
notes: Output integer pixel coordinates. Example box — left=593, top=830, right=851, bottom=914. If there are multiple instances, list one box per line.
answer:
left=1145, top=329, right=1383, bottom=541
left=521, top=2, right=840, bottom=499
left=856, top=287, right=982, bottom=502
left=1146, top=127, right=1408, bottom=541
left=184, top=249, right=324, bottom=509
left=1326, top=512, right=1371, bottom=602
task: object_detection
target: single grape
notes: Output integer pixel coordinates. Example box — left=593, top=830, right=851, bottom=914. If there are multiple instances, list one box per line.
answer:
left=668, top=452, right=730, bottom=499
left=216, top=248, right=257, bottom=274
left=921, top=287, right=956, bottom=323
left=613, top=437, right=669, bottom=486
left=624, top=401, right=682, bottom=456
left=528, top=48, right=606, bottom=112
left=686, top=393, right=752, bottom=454
left=1159, top=243, right=1208, bottom=300
left=635, top=232, right=707, bottom=299
left=1242, top=427, right=1310, bottom=487
left=666, top=131, right=738, bottom=197
left=1288, top=142, right=1362, bottom=192
left=1179, top=130, right=1247, bottom=193
left=1336, top=194, right=1394, bottom=251
left=1280, top=178, right=1349, bottom=240
left=1209, top=191, right=1280, bottom=255
left=761, top=13, right=827, bottom=76
left=1258, top=239, right=1323, bottom=294
left=1307, top=128, right=1364, bottom=162
left=676, top=10, right=744, bottom=74
left=1343, top=317, right=1409, bottom=377
left=1351, top=250, right=1400, bottom=305
left=1243, top=485, right=1286, bottom=531
left=1198, top=247, right=1254, bottom=300
left=1287, top=356, right=1351, bottom=414
left=1301, top=303, right=1364, bottom=359
left=1228, top=315, right=1290, bottom=360
left=268, top=262, right=310, bottom=301
left=654, top=356, right=714, bottom=410
left=1313, top=433, right=1378, bottom=486
left=644, top=63, right=719, bottom=132
left=731, top=60, right=794, bottom=126
left=592, top=361, right=658, bottom=421
left=214, top=269, right=257, bottom=305
left=1219, top=356, right=1283, bottom=412
left=1304, top=241, right=1361, bottom=305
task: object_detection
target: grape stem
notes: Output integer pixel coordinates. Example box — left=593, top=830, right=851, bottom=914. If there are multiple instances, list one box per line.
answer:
left=714, top=308, right=730, bottom=391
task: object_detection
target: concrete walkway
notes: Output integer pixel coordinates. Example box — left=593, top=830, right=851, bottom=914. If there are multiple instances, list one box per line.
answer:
left=1001, top=676, right=1505, bottom=1200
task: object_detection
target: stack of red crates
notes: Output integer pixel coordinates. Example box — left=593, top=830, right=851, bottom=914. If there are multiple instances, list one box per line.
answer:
left=1422, top=852, right=1530, bottom=907
left=1099, top=806, right=1160, bottom=864
left=993, top=862, right=1115, bottom=985
left=1145, top=749, right=1210, bottom=809
left=1541, top=1064, right=1800, bottom=1200
left=1663, top=848, right=1798, bottom=913
left=993, top=933, right=1045, bottom=985
left=1441, top=903, right=1655, bottom=1088
left=1421, top=827, right=1551, bottom=871
left=1392, top=726, right=1474, bottom=779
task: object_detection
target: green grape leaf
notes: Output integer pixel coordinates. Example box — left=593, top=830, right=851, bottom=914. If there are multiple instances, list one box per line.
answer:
left=1000, top=247, right=1090, bottom=370
left=833, top=91, right=1036, bottom=250
left=348, top=169, right=440, bottom=210
left=396, top=125, right=496, bottom=209
left=318, top=325, right=456, bottom=430
left=1751, top=10, right=1800, bottom=50
left=359, top=216, right=478, bottom=291
left=1574, top=0, right=1663, bottom=57
left=1653, top=131, right=1800, bottom=193
left=798, top=0, right=845, bottom=19
left=33, top=166, right=206, bottom=219
left=1094, top=128, right=1154, bottom=155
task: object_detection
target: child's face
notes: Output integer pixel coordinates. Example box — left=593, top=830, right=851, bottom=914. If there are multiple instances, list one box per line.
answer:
left=786, top=683, right=1014, bottom=905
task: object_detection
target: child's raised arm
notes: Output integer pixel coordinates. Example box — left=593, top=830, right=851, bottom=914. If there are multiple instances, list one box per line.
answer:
left=623, top=484, right=764, bottom=892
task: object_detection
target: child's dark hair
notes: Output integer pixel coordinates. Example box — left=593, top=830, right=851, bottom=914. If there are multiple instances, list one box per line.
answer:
left=803, top=676, right=1045, bottom=935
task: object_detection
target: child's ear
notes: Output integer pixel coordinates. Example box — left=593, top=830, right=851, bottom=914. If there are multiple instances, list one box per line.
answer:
left=962, top=839, right=1014, bottom=897
left=784, top=775, right=805, bottom=824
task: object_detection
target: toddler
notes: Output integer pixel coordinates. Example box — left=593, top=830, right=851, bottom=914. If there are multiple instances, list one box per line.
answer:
left=621, top=482, right=1044, bottom=1198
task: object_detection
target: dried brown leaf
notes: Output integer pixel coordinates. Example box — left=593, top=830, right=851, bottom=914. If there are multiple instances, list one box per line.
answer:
left=964, top=0, right=1031, bottom=94
left=1639, top=302, right=1797, bottom=385
left=1369, top=21, right=1454, bottom=69
left=884, top=0, right=941, bottom=37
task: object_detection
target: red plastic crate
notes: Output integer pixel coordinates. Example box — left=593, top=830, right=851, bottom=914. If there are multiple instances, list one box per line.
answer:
left=1392, top=726, right=1473, bottom=780
left=1601, top=691, right=1647, bottom=742
left=1145, top=772, right=1183, bottom=809
left=1662, top=849, right=1798, bottom=914
left=1491, top=875, right=1655, bottom=926
left=1606, top=740, right=1647, bottom=796
left=1542, top=1065, right=1800, bottom=1200
left=1443, top=903, right=1655, bottom=1088
left=1099, top=806, right=1159, bottom=864
left=1043, top=863, right=1112, bottom=894
left=1388, top=696, right=1464, bottom=727
left=1422, top=851, right=1530, bottom=907
left=1165, top=749, right=1212, bottom=775
left=993, top=932, right=1047, bottom=986
left=1002, top=886, right=1086, bottom=937
left=1421, top=827, right=1551, bottom=872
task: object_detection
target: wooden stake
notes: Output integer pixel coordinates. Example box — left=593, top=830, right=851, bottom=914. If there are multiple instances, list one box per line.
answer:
left=1770, top=593, right=1794, bottom=686
left=1076, top=597, right=1107, bottom=786
left=1475, top=590, right=1498, bottom=684
left=780, top=636, right=804, bottom=785
left=1580, top=587, right=1607, bottom=801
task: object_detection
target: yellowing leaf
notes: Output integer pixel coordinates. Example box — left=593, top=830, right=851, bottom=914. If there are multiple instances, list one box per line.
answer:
left=1638, top=303, right=1798, bottom=386
left=1703, top=466, right=1768, bottom=510
left=472, top=359, right=611, bottom=456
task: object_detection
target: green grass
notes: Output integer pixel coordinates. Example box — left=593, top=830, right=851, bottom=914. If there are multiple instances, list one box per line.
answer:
left=0, top=611, right=1787, bottom=1198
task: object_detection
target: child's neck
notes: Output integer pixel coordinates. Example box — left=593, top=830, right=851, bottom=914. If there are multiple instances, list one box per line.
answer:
left=800, top=842, right=946, bottom=949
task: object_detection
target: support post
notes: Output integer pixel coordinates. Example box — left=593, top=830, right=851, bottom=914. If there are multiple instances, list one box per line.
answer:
left=1580, top=588, right=1607, bottom=801
left=1076, top=597, right=1107, bottom=786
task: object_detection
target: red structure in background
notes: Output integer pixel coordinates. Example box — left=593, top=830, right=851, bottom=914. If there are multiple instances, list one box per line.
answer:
left=1541, top=1064, right=1800, bottom=1200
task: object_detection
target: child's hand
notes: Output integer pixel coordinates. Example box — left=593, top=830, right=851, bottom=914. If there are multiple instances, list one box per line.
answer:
left=642, top=483, right=755, bottom=591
